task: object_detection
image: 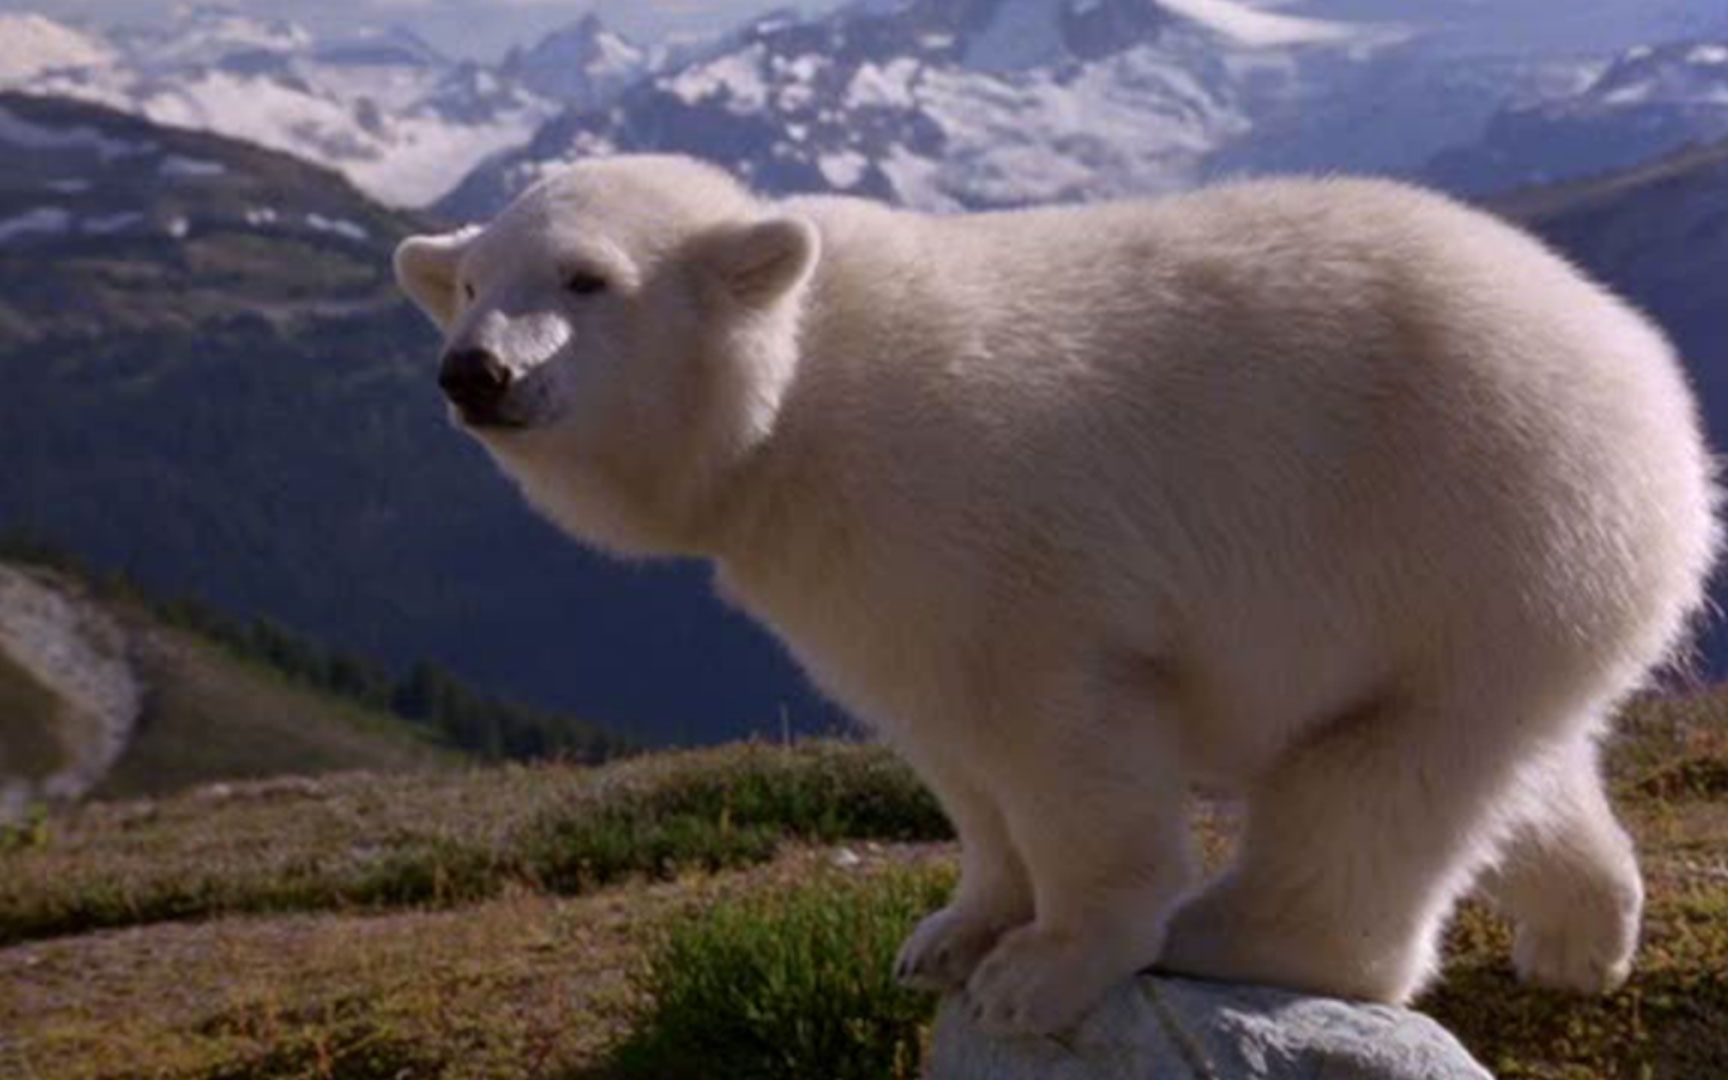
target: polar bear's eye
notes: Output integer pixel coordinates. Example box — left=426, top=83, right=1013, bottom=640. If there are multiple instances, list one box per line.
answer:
left=565, top=271, right=608, bottom=297
left=462, top=282, right=475, bottom=301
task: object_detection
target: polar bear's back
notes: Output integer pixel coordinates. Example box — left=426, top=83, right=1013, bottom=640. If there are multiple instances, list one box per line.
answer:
left=795, top=178, right=1716, bottom=724
left=1158, top=183, right=1708, bottom=691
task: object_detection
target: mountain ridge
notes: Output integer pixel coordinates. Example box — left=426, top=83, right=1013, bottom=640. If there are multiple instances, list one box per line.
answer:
left=0, top=7, right=657, bottom=208
left=439, top=0, right=1391, bottom=219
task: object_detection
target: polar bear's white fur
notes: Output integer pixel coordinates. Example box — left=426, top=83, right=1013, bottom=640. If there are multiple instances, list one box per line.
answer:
left=396, top=156, right=1718, bottom=1034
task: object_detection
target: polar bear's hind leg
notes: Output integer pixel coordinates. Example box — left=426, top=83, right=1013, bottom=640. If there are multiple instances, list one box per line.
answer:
left=1478, top=736, right=1643, bottom=994
left=1159, top=677, right=1600, bottom=1004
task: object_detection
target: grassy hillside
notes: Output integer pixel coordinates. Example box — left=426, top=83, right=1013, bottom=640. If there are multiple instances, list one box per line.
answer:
left=0, top=552, right=644, bottom=801
left=93, top=625, right=454, bottom=799
left=0, top=560, right=456, bottom=801
left=2, top=693, right=1723, bottom=1078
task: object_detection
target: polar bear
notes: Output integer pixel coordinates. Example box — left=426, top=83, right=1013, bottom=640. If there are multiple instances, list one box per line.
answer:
left=395, top=156, right=1718, bottom=1035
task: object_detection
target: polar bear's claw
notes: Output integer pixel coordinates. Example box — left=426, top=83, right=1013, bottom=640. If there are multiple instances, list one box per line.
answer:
left=895, top=905, right=1015, bottom=991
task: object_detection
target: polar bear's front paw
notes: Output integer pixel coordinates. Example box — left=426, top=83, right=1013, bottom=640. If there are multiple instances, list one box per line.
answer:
left=963, top=924, right=1129, bottom=1036
left=894, top=904, right=1015, bottom=991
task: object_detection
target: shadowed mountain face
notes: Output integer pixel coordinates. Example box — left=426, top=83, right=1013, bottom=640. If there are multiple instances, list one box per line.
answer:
left=0, top=92, right=831, bottom=747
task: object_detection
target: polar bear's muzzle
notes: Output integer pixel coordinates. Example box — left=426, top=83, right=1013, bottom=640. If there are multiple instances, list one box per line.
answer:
left=438, top=346, right=524, bottom=429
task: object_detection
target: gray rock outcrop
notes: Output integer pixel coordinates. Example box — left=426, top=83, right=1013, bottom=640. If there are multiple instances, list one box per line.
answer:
left=0, top=564, right=140, bottom=817
left=931, top=974, right=1492, bottom=1079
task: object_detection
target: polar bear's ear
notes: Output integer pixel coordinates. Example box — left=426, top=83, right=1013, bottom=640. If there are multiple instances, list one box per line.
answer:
left=394, top=226, right=480, bottom=330
left=694, top=217, right=821, bottom=309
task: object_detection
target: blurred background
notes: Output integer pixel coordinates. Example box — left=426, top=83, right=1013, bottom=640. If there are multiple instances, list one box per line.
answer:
left=3, top=0, right=1727, bottom=805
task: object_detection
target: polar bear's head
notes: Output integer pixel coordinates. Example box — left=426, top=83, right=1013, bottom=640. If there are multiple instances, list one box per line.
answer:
left=394, top=155, right=821, bottom=556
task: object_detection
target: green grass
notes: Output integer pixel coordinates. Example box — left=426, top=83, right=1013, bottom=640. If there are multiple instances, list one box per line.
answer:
left=1424, top=886, right=1728, bottom=1079
left=1413, top=689, right=1728, bottom=1078
left=0, top=741, right=950, bottom=946
left=517, top=741, right=948, bottom=893
left=609, top=864, right=954, bottom=1080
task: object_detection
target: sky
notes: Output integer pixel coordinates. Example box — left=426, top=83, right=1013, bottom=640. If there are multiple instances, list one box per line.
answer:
left=0, top=0, right=850, bottom=60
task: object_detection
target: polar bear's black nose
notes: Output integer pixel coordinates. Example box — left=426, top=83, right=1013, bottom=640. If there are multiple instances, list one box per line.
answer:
left=439, top=347, right=513, bottom=421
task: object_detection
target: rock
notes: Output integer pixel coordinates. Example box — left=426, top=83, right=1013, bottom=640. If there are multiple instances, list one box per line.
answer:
left=930, top=974, right=1493, bottom=1079
left=0, top=564, right=140, bottom=817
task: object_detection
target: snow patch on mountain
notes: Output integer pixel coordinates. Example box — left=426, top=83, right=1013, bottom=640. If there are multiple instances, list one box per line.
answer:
left=159, top=154, right=225, bottom=178
left=122, top=5, right=312, bottom=69
left=0, top=8, right=658, bottom=208
left=501, top=13, right=651, bottom=108
left=0, top=207, right=73, bottom=244
left=668, top=45, right=773, bottom=112
left=0, top=14, right=114, bottom=82
left=909, top=44, right=1251, bottom=208
left=305, top=213, right=370, bottom=241
left=83, top=210, right=145, bottom=235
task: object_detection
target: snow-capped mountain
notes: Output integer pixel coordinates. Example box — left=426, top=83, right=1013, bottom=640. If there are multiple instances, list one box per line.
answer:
left=15, top=1, right=1720, bottom=218
left=440, top=0, right=1393, bottom=219
left=0, top=13, right=114, bottom=83
left=113, top=5, right=313, bottom=70
left=0, top=7, right=656, bottom=208
left=500, top=13, right=653, bottom=110
left=1203, top=36, right=1613, bottom=181
left=1428, top=38, right=1728, bottom=194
